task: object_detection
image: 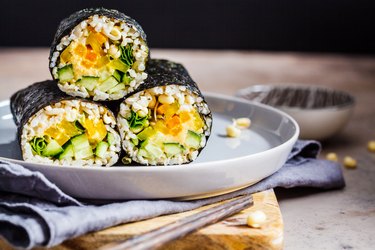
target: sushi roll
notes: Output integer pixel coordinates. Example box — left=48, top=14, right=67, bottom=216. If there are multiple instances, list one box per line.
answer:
left=10, top=80, right=122, bottom=167
left=49, top=8, right=149, bottom=101
left=117, top=59, right=212, bottom=165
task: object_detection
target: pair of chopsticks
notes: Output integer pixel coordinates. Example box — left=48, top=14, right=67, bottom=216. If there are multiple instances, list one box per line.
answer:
left=99, top=195, right=253, bottom=250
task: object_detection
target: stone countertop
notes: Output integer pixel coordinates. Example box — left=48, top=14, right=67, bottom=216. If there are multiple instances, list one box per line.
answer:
left=0, top=48, right=374, bottom=249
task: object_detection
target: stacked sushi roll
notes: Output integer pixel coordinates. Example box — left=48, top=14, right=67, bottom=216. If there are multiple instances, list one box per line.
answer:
left=11, top=8, right=212, bottom=167
left=11, top=81, right=122, bottom=167
left=118, top=59, right=212, bottom=165
left=49, top=8, right=149, bottom=101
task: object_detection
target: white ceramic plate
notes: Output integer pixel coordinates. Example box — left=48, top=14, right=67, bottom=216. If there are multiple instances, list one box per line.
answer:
left=0, top=93, right=299, bottom=200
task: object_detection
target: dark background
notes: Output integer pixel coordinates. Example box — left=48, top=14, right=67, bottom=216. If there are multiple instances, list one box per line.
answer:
left=0, top=0, right=374, bottom=53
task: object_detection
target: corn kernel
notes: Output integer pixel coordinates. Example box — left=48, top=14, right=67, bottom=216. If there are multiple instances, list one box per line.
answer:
left=326, top=152, right=338, bottom=162
left=343, top=156, right=357, bottom=169
left=367, top=140, right=375, bottom=152
left=226, top=125, right=241, bottom=138
left=247, top=210, right=267, bottom=228
left=158, top=94, right=174, bottom=104
left=235, top=118, right=251, bottom=129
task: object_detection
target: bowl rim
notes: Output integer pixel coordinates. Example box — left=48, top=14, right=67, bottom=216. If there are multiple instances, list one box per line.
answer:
left=236, top=84, right=355, bottom=110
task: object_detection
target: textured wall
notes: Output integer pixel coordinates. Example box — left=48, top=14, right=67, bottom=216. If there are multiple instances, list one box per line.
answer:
left=0, top=0, right=374, bottom=53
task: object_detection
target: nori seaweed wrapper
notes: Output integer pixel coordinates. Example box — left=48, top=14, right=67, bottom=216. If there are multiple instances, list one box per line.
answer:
left=10, top=80, right=115, bottom=138
left=49, top=7, right=148, bottom=72
left=128, top=59, right=204, bottom=98
left=11, top=80, right=74, bottom=130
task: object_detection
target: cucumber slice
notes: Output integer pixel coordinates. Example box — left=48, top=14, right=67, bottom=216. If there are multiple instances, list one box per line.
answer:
left=107, top=133, right=115, bottom=145
left=57, top=64, right=74, bottom=82
left=98, top=76, right=119, bottom=92
left=113, top=70, right=123, bottom=82
left=77, top=76, right=99, bottom=91
left=137, top=127, right=155, bottom=141
left=108, top=83, right=125, bottom=94
left=186, top=130, right=201, bottom=149
left=122, top=74, right=132, bottom=85
left=131, top=138, right=139, bottom=146
left=42, top=139, right=63, bottom=157
left=138, top=148, right=149, bottom=158
left=108, top=59, right=129, bottom=73
left=141, top=140, right=163, bottom=159
left=164, top=143, right=183, bottom=157
left=130, top=124, right=144, bottom=134
left=71, top=134, right=93, bottom=159
left=59, top=143, right=74, bottom=160
left=95, top=141, right=109, bottom=158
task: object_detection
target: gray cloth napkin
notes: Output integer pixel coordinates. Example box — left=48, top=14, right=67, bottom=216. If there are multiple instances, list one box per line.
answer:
left=0, top=140, right=345, bottom=249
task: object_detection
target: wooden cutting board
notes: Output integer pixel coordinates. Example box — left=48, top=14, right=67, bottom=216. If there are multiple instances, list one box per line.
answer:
left=0, top=189, right=283, bottom=250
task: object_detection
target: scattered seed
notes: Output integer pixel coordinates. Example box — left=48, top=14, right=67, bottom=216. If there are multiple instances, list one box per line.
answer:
left=247, top=210, right=267, bottom=228
left=234, top=118, right=251, bottom=129
left=367, top=140, right=375, bottom=153
left=343, top=156, right=357, bottom=169
left=226, top=125, right=241, bottom=138
left=326, top=152, right=338, bottom=162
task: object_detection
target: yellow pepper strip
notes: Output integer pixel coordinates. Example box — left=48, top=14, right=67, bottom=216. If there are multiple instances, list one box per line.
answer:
left=83, top=119, right=107, bottom=144
left=74, top=43, right=87, bottom=57
left=86, top=32, right=103, bottom=54
left=44, top=120, right=82, bottom=146
left=60, top=43, right=73, bottom=64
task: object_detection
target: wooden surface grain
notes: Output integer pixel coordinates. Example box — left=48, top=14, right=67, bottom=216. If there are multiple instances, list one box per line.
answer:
left=0, top=48, right=374, bottom=249
left=0, top=190, right=283, bottom=250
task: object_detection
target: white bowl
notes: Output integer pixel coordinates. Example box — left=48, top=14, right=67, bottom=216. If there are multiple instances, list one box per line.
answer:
left=236, top=85, right=355, bottom=140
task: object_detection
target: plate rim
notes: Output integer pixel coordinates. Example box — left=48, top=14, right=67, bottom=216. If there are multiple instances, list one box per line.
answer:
left=0, top=92, right=300, bottom=171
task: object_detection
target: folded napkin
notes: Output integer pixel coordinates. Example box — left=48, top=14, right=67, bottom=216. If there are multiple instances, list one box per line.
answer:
left=0, top=140, right=345, bottom=249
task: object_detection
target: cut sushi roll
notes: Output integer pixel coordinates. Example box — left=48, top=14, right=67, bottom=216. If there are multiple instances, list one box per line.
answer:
left=117, top=59, right=212, bottom=165
left=10, top=80, right=121, bottom=167
left=49, top=8, right=149, bottom=101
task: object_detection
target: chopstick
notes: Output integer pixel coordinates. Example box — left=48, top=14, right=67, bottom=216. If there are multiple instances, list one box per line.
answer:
left=99, top=195, right=253, bottom=250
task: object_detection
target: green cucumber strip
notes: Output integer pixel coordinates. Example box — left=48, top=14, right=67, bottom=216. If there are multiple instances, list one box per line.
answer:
left=141, top=140, right=163, bottom=159
left=113, top=70, right=123, bottom=82
left=131, top=138, right=139, bottom=146
left=144, top=143, right=163, bottom=159
left=57, top=64, right=74, bottom=82
left=138, top=148, right=149, bottom=158
left=164, top=143, right=183, bottom=157
left=59, top=143, right=74, bottom=160
left=42, top=139, right=63, bottom=157
left=122, top=73, right=132, bottom=85
left=77, top=76, right=99, bottom=91
left=137, top=127, right=155, bottom=141
left=107, top=133, right=115, bottom=145
left=108, top=83, right=125, bottom=94
left=71, top=134, right=93, bottom=159
left=108, top=58, right=129, bottom=73
left=186, top=130, right=201, bottom=149
left=130, top=125, right=144, bottom=134
left=95, top=141, right=109, bottom=158
left=98, top=76, right=118, bottom=92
